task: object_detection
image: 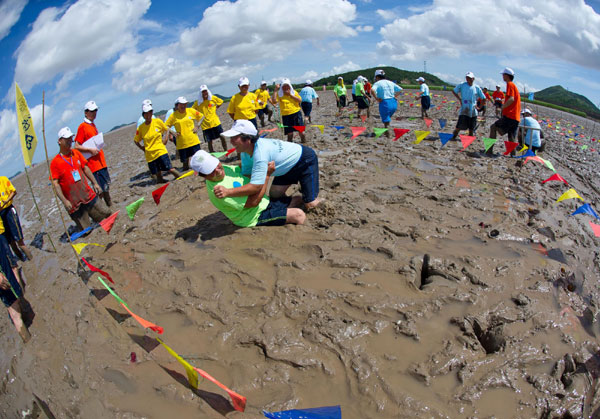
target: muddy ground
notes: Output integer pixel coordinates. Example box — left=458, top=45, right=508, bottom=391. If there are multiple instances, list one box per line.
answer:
left=1, top=89, right=600, bottom=418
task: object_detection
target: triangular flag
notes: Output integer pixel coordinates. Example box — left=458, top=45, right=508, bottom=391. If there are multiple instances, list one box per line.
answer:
left=393, top=128, right=410, bottom=141
left=459, top=135, right=476, bottom=150
left=152, top=184, right=169, bottom=205
left=439, top=133, right=453, bottom=146
left=438, top=119, right=447, bottom=129
left=95, top=275, right=127, bottom=307
left=524, top=156, right=545, bottom=165
left=70, top=226, right=94, bottom=241
left=72, top=242, right=105, bottom=255
left=292, top=126, right=306, bottom=133
left=276, top=123, right=286, bottom=128
left=571, top=203, right=600, bottom=219
left=349, top=114, right=354, bottom=123
left=503, top=141, right=519, bottom=155
left=263, top=406, right=342, bottom=419
left=542, top=173, right=568, bottom=185
left=126, top=197, right=145, bottom=220
left=99, top=211, right=119, bottom=234
left=373, top=128, right=388, bottom=138
left=556, top=188, right=583, bottom=203
left=210, top=151, right=227, bottom=158
left=518, top=145, right=529, bottom=153
left=120, top=303, right=163, bottom=334
left=332, top=125, right=344, bottom=131
left=482, top=138, right=497, bottom=152
left=360, top=114, right=367, bottom=122
left=541, top=158, right=556, bottom=172
left=312, top=124, right=324, bottom=134
left=258, top=128, right=277, bottom=134
left=350, top=127, right=366, bottom=139
left=456, top=177, right=470, bottom=188
left=156, top=338, right=199, bottom=389
left=513, top=150, right=536, bottom=159
left=424, top=118, right=433, bottom=128
left=589, top=221, right=600, bottom=237
left=582, top=145, right=589, bottom=151
left=413, top=130, right=429, bottom=144
left=225, top=147, right=236, bottom=156
left=193, top=366, right=247, bottom=412
left=81, top=257, right=114, bottom=284
left=176, top=170, right=194, bottom=180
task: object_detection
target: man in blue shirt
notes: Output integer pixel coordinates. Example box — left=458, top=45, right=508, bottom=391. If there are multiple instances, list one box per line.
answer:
left=416, top=77, right=430, bottom=118
left=299, top=80, right=319, bottom=124
left=372, top=69, right=403, bottom=137
left=215, top=120, right=320, bottom=209
left=450, top=72, right=485, bottom=141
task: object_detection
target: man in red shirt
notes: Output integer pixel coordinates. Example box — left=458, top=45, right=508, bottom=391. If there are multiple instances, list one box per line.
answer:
left=51, top=127, right=111, bottom=231
left=74, top=101, right=112, bottom=206
left=487, top=68, right=521, bottom=156
left=492, top=85, right=505, bottom=118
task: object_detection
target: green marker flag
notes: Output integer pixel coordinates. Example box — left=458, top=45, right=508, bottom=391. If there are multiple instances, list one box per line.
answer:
left=582, top=145, right=589, bottom=151
left=126, top=197, right=145, bottom=220
left=373, top=128, right=388, bottom=138
left=96, top=275, right=128, bottom=308
left=211, top=151, right=227, bottom=158
left=349, top=114, right=354, bottom=123
left=482, top=137, right=497, bottom=152
left=276, top=123, right=286, bottom=128
left=542, top=158, right=556, bottom=172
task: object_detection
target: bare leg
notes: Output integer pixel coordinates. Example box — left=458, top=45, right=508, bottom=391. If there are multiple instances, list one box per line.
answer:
left=8, top=301, right=30, bottom=342
left=208, top=141, right=215, bottom=153
left=17, top=240, right=32, bottom=260
left=304, top=198, right=320, bottom=210
left=267, top=109, right=273, bottom=122
left=285, top=208, right=306, bottom=225
left=103, top=191, right=112, bottom=207
left=220, top=137, right=228, bottom=151
left=299, top=132, right=306, bottom=143
left=269, top=184, right=291, bottom=199
left=286, top=133, right=293, bottom=142
left=169, top=168, right=181, bottom=178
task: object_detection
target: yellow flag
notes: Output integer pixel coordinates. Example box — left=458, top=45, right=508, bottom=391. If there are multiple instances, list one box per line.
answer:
left=176, top=170, right=195, bottom=180
left=413, top=130, right=430, bottom=145
left=518, top=145, right=529, bottom=153
left=157, top=338, right=199, bottom=389
left=556, top=188, right=583, bottom=203
left=15, top=83, right=38, bottom=167
left=312, top=124, right=324, bottom=134
left=72, top=242, right=105, bottom=255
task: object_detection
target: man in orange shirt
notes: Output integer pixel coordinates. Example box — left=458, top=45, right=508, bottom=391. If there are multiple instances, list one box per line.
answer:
left=492, top=85, right=505, bottom=118
left=74, top=101, right=112, bottom=206
left=487, top=68, right=521, bottom=156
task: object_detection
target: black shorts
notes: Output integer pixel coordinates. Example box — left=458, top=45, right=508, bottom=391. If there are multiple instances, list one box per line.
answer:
left=301, top=102, right=313, bottom=117
left=258, top=104, right=271, bottom=118
left=0, top=234, right=21, bottom=307
left=202, top=125, right=223, bottom=142
left=93, top=167, right=111, bottom=192
left=272, top=145, right=319, bottom=203
left=256, top=196, right=292, bottom=227
left=421, top=96, right=431, bottom=110
left=356, top=96, right=369, bottom=110
left=456, top=115, right=477, bottom=131
left=0, top=205, right=24, bottom=243
left=148, top=153, right=172, bottom=175
left=282, top=111, right=304, bottom=135
left=338, top=95, right=346, bottom=107
left=179, top=144, right=201, bottom=164
left=351, top=93, right=357, bottom=102
left=494, top=100, right=502, bottom=108
left=493, top=116, right=519, bottom=140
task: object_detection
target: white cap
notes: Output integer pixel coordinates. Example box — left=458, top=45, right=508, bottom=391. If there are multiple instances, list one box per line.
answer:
left=337, top=76, right=343, bottom=80
left=58, top=127, right=74, bottom=138
left=522, top=108, right=533, bottom=115
left=496, top=84, right=501, bottom=88
left=189, top=150, right=219, bottom=175
left=142, top=99, right=152, bottom=106
left=305, top=80, right=312, bottom=85
left=142, top=103, right=153, bottom=112
left=238, top=77, right=249, bottom=86
left=261, top=80, right=267, bottom=85
left=84, top=100, right=98, bottom=111
left=501, top=67, right=515, bottom=76
left=175, top=96, right=188, bottom=104
left=200, top=85, right=208, bottom=92
left=465, top=72, right=475, bottom=79
left=416, top=77, right=425, bottom=82
left=374, top=69, right=385, bottom=77
left=222, top=119, right=258, bottom=137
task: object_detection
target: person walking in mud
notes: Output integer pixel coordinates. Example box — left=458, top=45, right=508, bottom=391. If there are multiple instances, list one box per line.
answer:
left=372, top=69, right=403, bottom=137
left=255, top=81, right=273, bottom=127
left=0, top=176, right=33, bottom=261
left=333, top=77, right=347, bottom=116
left=416, top=77, right=431, bottom=119
left=492, top=85, right=504, bottom=118
left=449, top=72, right=485, bottom=141
left=193, top=85, right=228, bottom=153
left=355, top=76, right=370, bottom=120
left=300, top=80, right=319, bottom=125
left=487, top=67, right=521, bottom=155
left=165, top=97, right=204, bottom=171
left=270, top=78, right=306, bottom=143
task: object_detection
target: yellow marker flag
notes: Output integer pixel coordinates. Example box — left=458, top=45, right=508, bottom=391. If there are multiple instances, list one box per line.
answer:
left=72, top=242, right=105, bottom=255
left=15, top=83, right=38, bottom=167
left=518, top=145, right=529, bottom=153
left=413, top=130, right=430, bottom=145
left=157, top=338, right=199, bottom=389
left=176, top=170, right=195, bottom=180
left=312, top=125, right=324, bottom=134
left=556, top=188, right=583, bottom=203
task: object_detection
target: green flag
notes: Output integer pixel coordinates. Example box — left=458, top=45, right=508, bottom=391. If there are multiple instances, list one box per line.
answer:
left=211, top=151, right=227, bottom=158
left=126, top=197, right=145, bottom=220
left=542, top=158, right=556, bottom=172
left=482, top=137, right=497, bottom=152
left=373, top=128, right=388, bottom=138
left=96, top=275, right=128, bottom=308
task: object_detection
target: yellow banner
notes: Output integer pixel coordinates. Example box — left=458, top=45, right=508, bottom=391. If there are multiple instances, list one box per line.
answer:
left=156, top=338, right=199, bottom=389
left=15, top=83, right=38, bottom=167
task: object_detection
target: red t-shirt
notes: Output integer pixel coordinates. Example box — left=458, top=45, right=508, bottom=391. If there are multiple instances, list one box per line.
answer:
left=75, top=121, right=107, bottom=173
left=492, top=90, right=505, bottom=102
left=50, top=150, right=96, bottom=213
left=503, top=81, right=521, bottom=121
left=364, top=82, right=372, bottom=94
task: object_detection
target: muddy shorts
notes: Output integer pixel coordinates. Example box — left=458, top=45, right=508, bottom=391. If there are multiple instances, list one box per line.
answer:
left=256, top=196, right=292, bottom=227
left=356, top=96, right=369, bottom=110
left=282, top=111, right=304, bottom=135
left=493, top=116, right=519, bottom=141
left=0, top=205, right=24, bottom=242
left=0, top=234, right=21, bottom=307
left=272, top=145, right=319, bottom=203
left=456, top=115, right=477, bottom=131
left=338, top=95, right=346, bottom=108
left=148, top=153, right=172, bottom=175
left=202, top=125, right=224, bottom=142
left=93, top=167, right=111, bottom=193
left=178, top=144, right=201, bottom=164
left=258, top=104, right=271, bottom=118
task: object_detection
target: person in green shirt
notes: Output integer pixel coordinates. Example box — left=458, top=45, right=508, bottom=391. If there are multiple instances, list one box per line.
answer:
left=190, top=150, right=305, bottom=227
left=333, top=77, right=347, bottom=116
left=355, top=76, right=370, bottom=120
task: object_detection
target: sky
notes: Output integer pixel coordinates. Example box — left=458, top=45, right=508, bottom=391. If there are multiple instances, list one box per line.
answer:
left=1, top=0, right=600, bottom=176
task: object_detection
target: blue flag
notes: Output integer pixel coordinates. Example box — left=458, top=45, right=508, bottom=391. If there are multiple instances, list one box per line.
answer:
left=70, top=226, right=94, bottom=241
left=263, top=406, right=341, bottom=419
left=331, top=126, right=344, bottom=131
left=438, top=132, right=453, bottom=146
left=513, top=150, right=536, bottom=158
left=438, top=119, right=447, bottom=129
left=571, top=203, right=600, bottom=219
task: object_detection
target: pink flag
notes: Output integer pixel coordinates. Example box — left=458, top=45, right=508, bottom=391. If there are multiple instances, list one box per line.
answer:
left=424, top=118, right=433, bottom=128
left=460, top=135, right=476, bottom=150
left=99, top=211, right=119, bottom=233
left=393, top=128, right=410, bottom=141
left=589, top=221, right=600, bottom=237
left=152, top=183, right=170, bottom=205
left=350, top=127, right=366, bottom=139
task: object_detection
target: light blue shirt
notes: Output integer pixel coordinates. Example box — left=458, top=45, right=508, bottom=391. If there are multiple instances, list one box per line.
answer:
left=523, top=116, right=541, bottom=148
left=300, top=86, right=318, bottom=103
left=352, top=80, right=357, bottom=95
left=372, top=80, right=402, bottom=100
left=241, top=138, right=302, bottom=185
left=420, top=83, right=430, bottom=97
left=453, top=82, right=485, bottom=117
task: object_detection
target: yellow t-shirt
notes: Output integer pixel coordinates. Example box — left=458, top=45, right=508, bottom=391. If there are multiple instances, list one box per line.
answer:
left=192, top=96, right=224, bottom=130
left=0, top=176, right=16, bottom=209
left=226, top=92, right=259, bottom=120
left=134, top=118, right=170, bottom=163
left=0, top=217, right=4, bottom=234
left=278, top=91, right=302, bottom=116
left=254, top=88, right=270, bottom=110
left=165, top=108, right=203, bottom=150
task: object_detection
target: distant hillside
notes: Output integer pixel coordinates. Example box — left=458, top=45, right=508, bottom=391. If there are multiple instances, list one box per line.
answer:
left=533, top=85, right=600, bottom=119
left=313, top=66, right=452, bottom=87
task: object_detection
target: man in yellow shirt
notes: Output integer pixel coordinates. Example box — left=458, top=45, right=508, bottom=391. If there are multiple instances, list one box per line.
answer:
left=255, top=81, right=273, bottom=127
left=270, top=78, right=306, bottom=143
left=193, top=85, right=228, bottom=153
left=227, top=77, right=259, bottom=128
left=134, top=102, right=181, bottom=183
left=165, top=96, right=204, bottom=171
left=0, top=177, right=33, bottom=261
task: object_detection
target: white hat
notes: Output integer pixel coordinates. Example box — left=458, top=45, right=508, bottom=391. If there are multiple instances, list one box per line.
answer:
left=337, top=76, right=343, bottom=80
left=496, top=84, right=501, bottom=88
left=501, top=67, right=515, bottom=76
left=261, top=80, right=267, bottom=85
left=142, top=99, right=152, bottom=106
left=522, top=108, right=533, bottom=115
left=175, top=96, right=188, bottom=104
left=222, top=119, right=258, bottom=137
left=238, top=77, right=249, bottom=86
left=189, top=150, right=219, bottom=175
left=374, top=69, right=385, bottom=77
left=305, top=80, right=312, bottom=85
left=199, top=84, right=212, bottom=102
left=465, top=72, right=475, bottom=79
left=142, top=103, right=153, bottom=112
left=84, top=100, right=98, bottom=111
left=416, top=77, right=425, bottom=82
left=58, top=127, right=74, bottom=139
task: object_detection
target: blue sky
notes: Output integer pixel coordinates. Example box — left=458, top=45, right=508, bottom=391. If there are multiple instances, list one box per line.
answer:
left=1, top=0, right=600, bottom=176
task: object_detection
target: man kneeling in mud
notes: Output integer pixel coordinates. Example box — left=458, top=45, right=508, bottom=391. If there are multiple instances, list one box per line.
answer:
left=191, top=150, right=305, bottom=227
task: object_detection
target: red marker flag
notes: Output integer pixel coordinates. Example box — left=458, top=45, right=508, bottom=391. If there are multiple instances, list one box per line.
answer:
left=589, top=221, right=600, bottom=237
left=424, top=118, right=433, bottom=128
left=459, top=135, right=476, bottom=150
left=350, top=127, right=366, bottom=139
left=81, top=257, right=114, bottom=284
left=393, top=128, right=410, bottom=141
left=193, top=366, right=247, bottom=412
left=503, top=141, right=519, bottom=155
left=121, top=303, right=164, bottom=334
left=152, top=183, right=170, bottom=205
left=99, top=211, right=119, bottom=233
left=542, top=173, right=568, bottom=185
left=225, top=147, right=236, bottom=156
left=360, top=114, right=367, bottom=122
left=258, top=128, right=277, bottom=134
left=293, top=126, right=306, bottom=133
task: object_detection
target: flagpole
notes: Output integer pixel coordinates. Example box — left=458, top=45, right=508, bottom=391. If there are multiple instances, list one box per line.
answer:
left=23, top=165, right=56, bottom=252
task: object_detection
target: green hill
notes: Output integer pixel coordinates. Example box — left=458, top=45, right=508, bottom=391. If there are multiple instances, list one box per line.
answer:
left=532, top=85, right=600, bottom=119
left=313, top=66, right=452, bottom=87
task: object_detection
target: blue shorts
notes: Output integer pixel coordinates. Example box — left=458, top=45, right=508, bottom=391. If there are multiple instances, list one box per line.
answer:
left=379, top=98, right=398, bottom=123
left=93, top=167, right=111, bottom=192
left=421, top=96, right=431, bottom=110
left=202, top=125, right=223, bottom=142
left=0, top=205, right=24, bottom=242
left=301, top=102, right=312, bottom=117
left=272, top=145, right=319, bottom=203
left=0, top=234, right=21, bottom=307
left=179, top=144, right=201, bottom=164
left=256, top=197, right=291, bottom=226
left=282, top=111, right=304, bottom=135
left=148, top=153, right=172, bottom=175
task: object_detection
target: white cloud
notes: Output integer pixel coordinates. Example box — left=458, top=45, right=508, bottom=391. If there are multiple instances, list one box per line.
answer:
left=14, top=0, right=151, bottom=92
left=0, top=103, right=50, bottom=169
left=376, top=9, right=398, bottom=22
left=377, top=0, right=600, bottom=71
left=331, top=61, right=361, bottom=74
left=0, top=0, right=27, bottom=41
left=356, top=25, right=374, bottom=32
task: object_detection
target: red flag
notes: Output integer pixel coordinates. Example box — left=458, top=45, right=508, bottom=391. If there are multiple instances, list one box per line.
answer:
left=424, top=118, right=433, bottom=128
left=81, top=257, right=114, bottom=284
left=503, top=141, right=519, bottom=155
left=225, top=147, right=236, bottom=156
left=590, top=221, right=600, bottom=237
left=152, top=183, right=170, bottom=205
left=293, top=126, right=306, bottom=133
left=192, top=366, right=247, bottom=412
left=409, top=103, right=414, bottom=107
left=120, top=303, right=164, bottom=334
left=542, top=173, right=568, bottom=185
left=258, top=128, right=277, bottom=134
left=460, top=135, right=476, bottom=150
left=350, top=127, right=366, bottom=139
left=99, top=211, right=119, bottom=234
left=360, top=114, right=367, bottom=122
left=393, top=128, right=410, bottom=141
